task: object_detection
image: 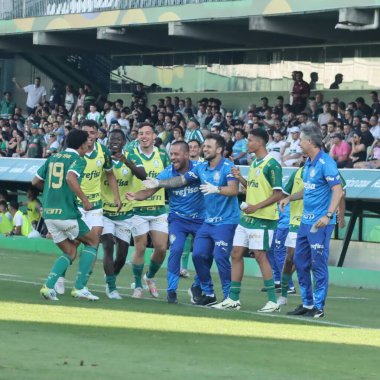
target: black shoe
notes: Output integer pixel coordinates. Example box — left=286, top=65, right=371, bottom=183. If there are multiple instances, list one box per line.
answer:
left=194, top=294, right=217, bottom=306
left=188, top=285, right=202, bottom=304
left=287, top=287, right=297, bottom=295
left=304, top=307, right=325, bottom=318
left=261, top=283, right=281, bottom=293
left=287, top=304, right=310, bottom=315
left=167, top=291, right=178, bottom=304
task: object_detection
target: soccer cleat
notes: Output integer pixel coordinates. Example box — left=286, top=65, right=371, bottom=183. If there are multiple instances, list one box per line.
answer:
left=212, top=297, right=241, bottom=310
left=54, top=277, right=65, bottom=295
left=40, top=286, right=59, bottom=301
left=277, top=296, right=288, bottom=306
left=261, top=283, right=281, bottom=293
left=288, top=287, right=297, bottom=295
left=107, top=290, right=122, bottom=300
left=194, top=294, right=217, bottom=307
left=71, top=287, right=99, bottom=301
left=167, top=291, right=178, bottom=304
left=143, top=273, right=159, bottom=298
left=258, top=301, right=281, bottom=313
left=304, top=307, right=325, bottom=318
left=188, top=285, right=202, bottom=304
left=179, top=269, right=190, bottom=278
left=132, top=287, right=144, bottom=299
left=287, top=304, right=310, bottom=316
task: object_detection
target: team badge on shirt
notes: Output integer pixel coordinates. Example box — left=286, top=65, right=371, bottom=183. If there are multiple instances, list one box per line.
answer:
left=310, top=168, right=316, bottom=178
left=213, top=172, right=220, bottom=182
left=153, top=159, right=160, bottom=168
left=96, top=159, right=102, bottom=167
left=255, top=169, right=261, bottom=176
left=122, top=168, right=129, bottom=176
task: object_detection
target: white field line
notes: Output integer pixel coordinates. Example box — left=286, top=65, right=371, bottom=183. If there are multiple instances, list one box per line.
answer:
left=0, top=276, right=375, bottom=330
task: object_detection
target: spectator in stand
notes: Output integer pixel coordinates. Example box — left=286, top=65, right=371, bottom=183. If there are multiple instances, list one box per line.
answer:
left=231, top=129, right=248, bottom=165
left=98, top=128, right=108, bottom=146
left=83, top=83, right=97, bottom=110
left=309, top=72, right=319, bottom=90
left=196, top=102, right=208, bottom=128
left=12, top=130, right=27, bottom=157
left=289, top=70, right=297, bottom=106
left=315, top=93, right=324, bottom=110
left=86, top=103, right=101, bottom=124
left=343, top=123, right=354, bottom=144
left=323, top=121, right=336, bottom=152
left=318, top=102, right=332, bottom=126
left=1, top=91, right=16, bottom=118
left=64, top=84, right=76, bottom=116
left=282, top=127, right=302, bottom=167
left=188, top=139, right=204, bottom=162
left=46, top=132, right=60, bottom=156
left=329, top=133, right=351, bottom=168
left=184, top=97, right=197, bottom=115
left=355, top=97, right=372, bottom=118
left=360, top=121, right=375, bottom=148
left=369, top=115, right=380, bottom=139
left=355, top=139, right=380, bottom=169
left=267, top=130, right=286, bottom=164
left=329, top=73, right=343, bottom=89
left=27, top=124, right=47, bottom=158
left=273, top=96, right=284, bottom=118
left=292, top=71, right=310, bottom=114
left=12, top=76, right=47, bottom=115
left=370, top=91, right=380, bottom=116
left=343, top=108, right=354, bottom=126
left=132, top=82, right=147, bottom=103
left=256, top=97, right=272, bottom=118
left=166, top=126, right=184, bottom=153
left=309, top=100, right=321, bottom=123
left=349, top=131, right=367, bottom=166
left=222, top=130, right=234, bottom=158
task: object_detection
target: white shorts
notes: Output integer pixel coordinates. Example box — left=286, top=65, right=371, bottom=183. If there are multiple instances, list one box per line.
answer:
left=45, top=218, right=90, bottom=244
left=233, top=224, right=274, bottom=251
left=131, top=214, right=168, bottom=237
left=79, top=208, right=103, bottom=228
left=102, top=216, right=133, bottom=243
left=285, top=231, right=298, bottom=248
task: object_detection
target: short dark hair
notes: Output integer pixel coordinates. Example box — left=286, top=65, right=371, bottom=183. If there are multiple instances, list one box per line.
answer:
left=66, top=129, right=89, bottom=149
left=171, top=140, right=189, bottom=152
left=109, top=129, right=126, bottom=142
left=188, top=139, right=201, bottom=147
left=205, top=133, right=226, bottom=151
left=249, top=128, right=269, bottom=145
left=9, top=200, right=19, bottom=210
left=138, top=122, right=155, bottom=131
left=81, top=119, right=99, bottom=130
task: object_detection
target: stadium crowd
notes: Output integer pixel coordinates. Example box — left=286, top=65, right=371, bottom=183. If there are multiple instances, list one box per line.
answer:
left=0, top=72, right=379, bottom=169
left=0, top=71, right=374, bottom=317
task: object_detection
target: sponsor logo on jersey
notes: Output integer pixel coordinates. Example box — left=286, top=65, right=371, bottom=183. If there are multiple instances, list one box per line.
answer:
left=304, top=182, right=316, bottom=190
left=84, top=170, right=100, bottom=181
left=172, top=186, right=200, bottom=197
left=255, top=169, right=261, bottom=176
left=215, top=240, right=228, bottom=247
left=247, top=180, right=259, bottom=188
left=310, top=243, right=324, bottom=251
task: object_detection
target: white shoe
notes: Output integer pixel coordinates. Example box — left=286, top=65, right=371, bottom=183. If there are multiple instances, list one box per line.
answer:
left=130, top=282, right=148, bottom=290
left=132, top=287, right=144, bottom=298
left=180, top=269, right=190, bottom=278
left=54, top=277, right=65, bottom=295
left=40, top=286, right=59, bottom=301
left=71, top=287, right=99, bottom=301
left=212, top=297, right=241, bottom=310
left=258, top=301, right=281, bottom=313
left=107, top=290, right=122, bottom=300
left=277, top=296, right=288, bottom=306
left=143, top=273, right=159, bottom=298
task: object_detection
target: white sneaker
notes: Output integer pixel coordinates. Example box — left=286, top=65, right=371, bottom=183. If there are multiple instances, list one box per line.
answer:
left=143, top=273, right=159, bottom=298
left=132, top=287, right=144, bottom=298
left=180, top=269, right=190, bottom=278
left=40, top=286, right=59, bottom=301
left=107, top=290, right=122, bottom=300
left=71, top=287, right=99, bottom=301
left=277, top=296, right=288, bottom=306
left=54, top=277, right=65, bottom=295
left=258, top=301, right=281, bottom=313
left=212, top=297, right=241, bottom=310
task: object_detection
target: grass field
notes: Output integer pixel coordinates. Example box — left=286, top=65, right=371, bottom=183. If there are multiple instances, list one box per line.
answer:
left=0, top=250, right=379, bottom=380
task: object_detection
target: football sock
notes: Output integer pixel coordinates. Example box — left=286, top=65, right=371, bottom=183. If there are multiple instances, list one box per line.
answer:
left=45, top=254, right=72, bottom=289
left=229, top=281, right=241, bottom=301
left=146, top=259, right=161, bottom=279
left=281, top=273, right=292, bottom=297
left=74, top=246, right=97, bottom=290
left=132, top=263, right=144, bottom=289
left=106, top=275, right=117, bottom=293
left=264, top=278, right=276, bottom=303
left=83, top=270, right=93, bottom=287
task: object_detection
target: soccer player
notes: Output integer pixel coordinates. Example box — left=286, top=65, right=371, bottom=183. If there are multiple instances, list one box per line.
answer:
left=213, top=128, right=283, bottom=313
left=128, top=122, right=171, bottom=299
left=101, top=129, right=146, bottom=299
left=127, top=141, right=204, bottom=303
left=32, top=129, right=100, bottom=301
left=143, top=134, right=240, bottom=305
left=286, top=125, right=343, bottom=318
left=54, top=119, right=121, bottom=295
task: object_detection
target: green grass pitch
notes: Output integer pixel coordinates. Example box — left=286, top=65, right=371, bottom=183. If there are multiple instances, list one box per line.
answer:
left=0, top=250, right=379, bottom=380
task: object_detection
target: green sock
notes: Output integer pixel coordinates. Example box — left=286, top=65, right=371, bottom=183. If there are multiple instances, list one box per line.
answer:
left=264, top=279, right=276, bottom=303
left=146, top=259, right=161, bottom=279
left=132, top=263, right=144, bottom=289
left=281, top=273, right=292, bottom=297
left=74, top=246, right=97, bottom=290
left=106, top=275, right=117, bottom=292
left=229, top=281, right=241, bottom=301
left=181, top=251, right=190, bottom=270
left=45, top=254, right=72, bottom=289
left=83, top=270, right=93, bottom=286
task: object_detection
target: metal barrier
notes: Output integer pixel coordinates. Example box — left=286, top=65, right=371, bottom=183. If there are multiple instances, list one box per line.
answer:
left=0, top=0, right=236, bottom=20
